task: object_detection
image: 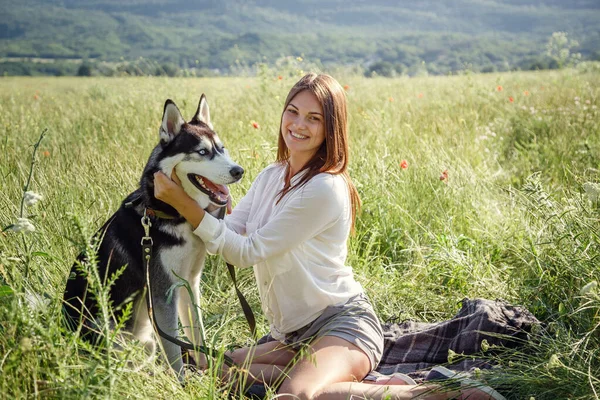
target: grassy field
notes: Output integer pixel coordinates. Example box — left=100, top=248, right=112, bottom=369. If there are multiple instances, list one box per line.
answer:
left=0, top=66, right=599, bottom=399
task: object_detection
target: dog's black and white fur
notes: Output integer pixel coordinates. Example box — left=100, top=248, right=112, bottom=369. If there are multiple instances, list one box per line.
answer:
left=63, top=95, right=243, bottom=377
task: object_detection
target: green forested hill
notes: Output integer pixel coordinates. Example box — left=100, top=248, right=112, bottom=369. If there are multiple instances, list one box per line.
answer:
left=1, top=0, right=599, bottom=75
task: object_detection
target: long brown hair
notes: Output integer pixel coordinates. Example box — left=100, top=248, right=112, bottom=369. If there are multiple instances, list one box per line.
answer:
left=276, top=73, right=361, bottom=230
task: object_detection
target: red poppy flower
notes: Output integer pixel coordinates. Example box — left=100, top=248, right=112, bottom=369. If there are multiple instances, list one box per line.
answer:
left=400, top=160, right=408, bottom=170
left=343, top=85, right=350, bottom=91
left=42, top=150, right=50, bottom=157
left=251, top=121, right=260, bottom=129
left=524, top=91, right=530, bottom=96
left=508, top=96, right=514, bottom=103
left=496, top=85, right=503, bottom=92
left=417, top=93, right=424, bottom=98
left=440, top=169, right=448, bottom=181
left=389, top=97, right=394, bottom=102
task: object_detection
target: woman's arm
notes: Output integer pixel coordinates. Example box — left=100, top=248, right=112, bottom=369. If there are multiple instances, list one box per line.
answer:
left=154, top=171, right=206, bottom=229
left=155, top=170, right=347, bottom=268
left=195, top=175, right=347, bottom=268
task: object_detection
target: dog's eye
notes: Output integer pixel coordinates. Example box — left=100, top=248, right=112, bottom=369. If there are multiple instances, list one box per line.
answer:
left=198, top=149, right=209, bottom=156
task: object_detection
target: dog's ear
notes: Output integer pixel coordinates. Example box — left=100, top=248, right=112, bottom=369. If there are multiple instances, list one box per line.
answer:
left=191, top=94, right=213, bottom=130
left=160, top=100, right=185, bottom=145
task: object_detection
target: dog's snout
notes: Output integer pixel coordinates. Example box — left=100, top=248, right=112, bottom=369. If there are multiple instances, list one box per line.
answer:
left=230, top=166, right=244, bottom=180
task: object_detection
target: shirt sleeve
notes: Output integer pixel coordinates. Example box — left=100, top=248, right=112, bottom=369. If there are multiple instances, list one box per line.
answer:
left=194, top=175, right=346, bottom=268
left=222, top=176, right=258, bottom=235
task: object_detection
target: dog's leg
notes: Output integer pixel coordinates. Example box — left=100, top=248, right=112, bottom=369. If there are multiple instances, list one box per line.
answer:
left=153, top=292, right=184, bottom=379
left=178, top=275, right=203, bottom=344
left=178, top=274, right=207, bottom=367
left=131, top=298, right=156, bottom=357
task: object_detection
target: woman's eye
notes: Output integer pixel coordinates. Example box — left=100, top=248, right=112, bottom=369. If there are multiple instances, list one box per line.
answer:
left=287, top=108, right=297, bottom=114
left=198, top=149, right=208, bottom=156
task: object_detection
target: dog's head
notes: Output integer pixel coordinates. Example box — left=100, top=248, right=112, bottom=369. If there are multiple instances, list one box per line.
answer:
left=154, top=95, right=243, bottom=210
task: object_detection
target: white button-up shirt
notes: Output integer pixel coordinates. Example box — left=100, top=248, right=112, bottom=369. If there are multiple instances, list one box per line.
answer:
left=194, top=163, right=363, bottom=340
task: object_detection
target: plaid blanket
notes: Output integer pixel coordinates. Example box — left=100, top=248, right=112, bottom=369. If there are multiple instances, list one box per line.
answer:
left=245, top=298, right=539, bottom=397
left=370, top=297, right=539, bottom=380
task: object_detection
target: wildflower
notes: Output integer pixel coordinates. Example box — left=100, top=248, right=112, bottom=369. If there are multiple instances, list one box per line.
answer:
left=580, top=281, right=598, bottom=296
left=251, top=121, right=260, bottom=129
left=547, top=354, right=561, bottom=369
left=296, top=56, right=303, bottom=62
left=34, top=94, right=39, bottom=100
left=508, top=96, right=514, bottom=103
left=343, top=84, right=350, bottom=91
left=447, top=349, right=458, bottom=363
left=278, top=75, right=283, bottom=80
left=389, top=97, right=394, bottom=102
left=448, top=349, right=465, bottom=364
left=481, top=339, right=490, bottom=352
left=417, top=93, right=424, bottom=98
left=583, top=182, right=600, bottom=202
left=24, top=191, right=43, bottom=206
left=524, top=90, right=530, bottom=96
left=400, top=160, right=408, bottom=170
left=10, top=218, right=36, bottom=233
left=440, top=169, right=448, bottom=181
left=20, top=337, right=33, bottom=352
left=42, top=150, right=50, bottom=157
left=496, top=85, right=503, bottom=91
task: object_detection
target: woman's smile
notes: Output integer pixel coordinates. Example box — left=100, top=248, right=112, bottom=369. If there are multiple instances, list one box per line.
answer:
left=289, top=130, right=309, bottom=140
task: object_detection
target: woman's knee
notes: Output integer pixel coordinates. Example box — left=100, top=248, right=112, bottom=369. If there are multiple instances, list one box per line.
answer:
left=277, top=379, right=317, bottom=400
left=227, top=347, right=249, bottom=365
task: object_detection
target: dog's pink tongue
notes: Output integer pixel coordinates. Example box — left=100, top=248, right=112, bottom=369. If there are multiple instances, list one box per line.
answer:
left=217, top=184, right=229, bottom=196
left=203, top=177, right=229, bottom=196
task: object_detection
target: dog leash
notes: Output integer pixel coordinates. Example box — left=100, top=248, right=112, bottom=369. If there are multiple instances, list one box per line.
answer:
left=140, top=210, right=235, bottom=367
left=216, top=207, right=257, bottom=339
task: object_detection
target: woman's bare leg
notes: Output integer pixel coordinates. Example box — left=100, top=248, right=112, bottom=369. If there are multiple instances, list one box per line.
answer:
left=275, top=335, right=372, bottom=400
left=220, top=340, right=298, bottom=390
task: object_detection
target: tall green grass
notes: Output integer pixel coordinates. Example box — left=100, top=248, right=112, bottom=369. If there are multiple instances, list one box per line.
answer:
left=0, top=66, right=599, bottom=399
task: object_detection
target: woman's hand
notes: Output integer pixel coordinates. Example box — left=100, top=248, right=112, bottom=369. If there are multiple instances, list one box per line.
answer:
left=153, top=169, right=206, bottom=229
left=154, top=170, right=189, bottom=209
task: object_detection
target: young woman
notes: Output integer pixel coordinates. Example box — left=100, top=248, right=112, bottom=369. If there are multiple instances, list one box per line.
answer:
left=154, top=74, right=498, bottom=400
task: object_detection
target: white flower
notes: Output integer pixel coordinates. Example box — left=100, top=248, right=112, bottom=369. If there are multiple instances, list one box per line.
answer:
left=580, top=281, right=597, bottom=296
left=547, top=354, right=561, bottom=369
left=10, top=218, right=36, bottom=233
left=24, top=191, right=43, bottom=206
left=583, top=182, right=600, bottom=202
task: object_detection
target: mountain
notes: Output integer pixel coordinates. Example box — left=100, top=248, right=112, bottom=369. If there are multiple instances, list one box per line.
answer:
left=1, top=0, right=599, bottom=75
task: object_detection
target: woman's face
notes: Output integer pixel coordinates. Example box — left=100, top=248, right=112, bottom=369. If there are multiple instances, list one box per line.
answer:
left=281, top=90, right=326, bottom=162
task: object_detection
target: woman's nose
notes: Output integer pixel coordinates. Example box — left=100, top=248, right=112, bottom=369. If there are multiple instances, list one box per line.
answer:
left=293, top=116, right=307, bottom=130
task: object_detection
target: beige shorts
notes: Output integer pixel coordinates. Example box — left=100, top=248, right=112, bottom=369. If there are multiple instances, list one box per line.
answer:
left=278, top=293, right=384, bottom=371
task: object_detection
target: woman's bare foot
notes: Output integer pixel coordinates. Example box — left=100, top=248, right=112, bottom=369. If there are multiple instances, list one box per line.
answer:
left=364, top=372, right=417, bottom=386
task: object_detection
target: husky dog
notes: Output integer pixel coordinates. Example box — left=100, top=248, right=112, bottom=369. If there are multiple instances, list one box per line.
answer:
left=63, top=95, right=243, bottom=377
